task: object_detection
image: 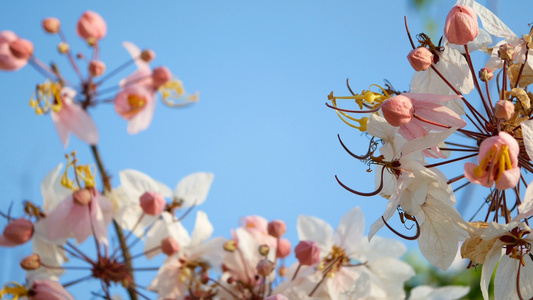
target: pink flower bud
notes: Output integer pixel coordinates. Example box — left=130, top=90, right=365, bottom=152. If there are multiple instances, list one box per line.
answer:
left=494, top=100, right=515, bottom=121
left=265, top=295, right=289, bottom=300
left=276, top=238, right=291, bottom=258
left=8, top=38, right=33, bottom=60
left=88, top=60, right=106, bottom=77
left=141, top=49, right=155, bottom=62
left=73, top=188, right=93, bottom=206
left=76, top=11, right=107, bottom=41
left=21, top=253, right=41, bottom=270
left=0, top=31, right=32, bottom=71
left=140, top=191, right=166, bottom=215
left=256, top=259, right=275, bottom=276
left=295, top=240, right=321, bottom=266
left=407, top=47, right=433, bottom=71
left=380, top=95, right=414, bottom=127
left=0, top=218, right=33, bottom=247
left=267, top=220, right=286, bottom=238
left=42, top=18, right=60, bottom=34
left=498, top=44, right=515, bottom=60
left=161, top=237, right=180, bottom=256
left=479, top=68, right=493, bottom=82
left=152, top=66, right=172, bottom=88
left=28, top=279, right=74, bottom=300
left=444, top=5, right=479, bottom=45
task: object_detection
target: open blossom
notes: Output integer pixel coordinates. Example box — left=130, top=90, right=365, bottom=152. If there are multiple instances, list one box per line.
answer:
left=0, top=30, right=33, bottom=71
left=51, top=86, right=99, bottom=148
left=464, top=131, right=520, bottom=190
left=380, top=93, right=466, bottom=141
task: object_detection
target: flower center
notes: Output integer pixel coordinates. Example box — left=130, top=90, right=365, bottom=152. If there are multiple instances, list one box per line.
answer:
left=473, top=144, right=512, bottom=183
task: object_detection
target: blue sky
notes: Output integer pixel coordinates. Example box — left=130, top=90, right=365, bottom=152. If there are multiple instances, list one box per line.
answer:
left=0, top=0, right=532, bottom=297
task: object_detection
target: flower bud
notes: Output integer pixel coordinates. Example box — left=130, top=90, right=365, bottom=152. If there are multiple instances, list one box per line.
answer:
left=265, top=295, right=289, bottom=300
left=256, top=259, right=275, bottom=276
left=88, top=60, right=105, bottom=77
left=20, top=254, right=41, bottom=270
left=494, top=100, right=515, bottom=121
left=295, top=240, right=321, bottom=266
left=444, top=5, right=479, bottom=45
left=479, top=68, right=493, bottom=82
left=380, top=95, right=414, bottom=127
left=267, top=220, right=286, bottom=238
left=0, top=218, right=33, bottom=246
left=73, top=188, right=92, bottom=206
left=278, top=265, right=287, bottom=277
left=141, top=49, right=155, bottom=62
left=258, top=244, right=270, bottom=256
left=161, top=237, right=180, bottom=256
left=76, top=11, right=107, bottom=41
left=407, top=47, right=433, bottom=71
left=57, top=42, right=69, bottom=54
left=224, top=240, right=236, bottom=252
left=28, top=279, right=74, bottom=300
left=42, top=18, right=60, bottom=34
left=8, top=39, right=33, bottom=60
left=152, top=66, right=172, bottom=88
left=140, top=191, right=166, bottom=215
left=276, top=238, right=291, bottom=258
left=498, top=44, right=515, bottom=60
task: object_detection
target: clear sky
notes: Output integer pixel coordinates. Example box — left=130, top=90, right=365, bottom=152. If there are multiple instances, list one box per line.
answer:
left=0, top=0, right=532, bottom=298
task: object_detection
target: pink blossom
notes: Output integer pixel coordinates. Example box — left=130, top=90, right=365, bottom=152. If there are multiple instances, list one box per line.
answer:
left=464, top=132, right=520, bottom=190
left=0, top=218, right=33, bottom=247
left=76, top=11, right=107, bottom=41
left=52, top=87, right=99, bottom=148
left=44, top=188, right=112, bottom=244
left=161, top=237, right=180, bottom=256
left=0, top=31, right=33, bottom=71
left=114, top=84, right=156, bottom=134
left=381, top=93, right=466, bottom=141
left=88, top=60, right=105, bottom=77
left=444, top=5, right=479, bottom=45
left=152, top=66, right=172, bottom=88
left=28, top=279, right=74, bottom=300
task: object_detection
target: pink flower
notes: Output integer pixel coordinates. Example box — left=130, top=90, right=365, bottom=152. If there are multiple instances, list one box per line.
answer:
left=276, top=238, right=291, bottom=258
left=42, top=18, right=60, bottom=34
left=52, top=87, right=99, bottom=148
left=152, top=66, right=172, bottom=88
left=28, top=279, right=74, bottom=300
left=44, top=188, right=112, bottom=244
left=0, top=218, right=33, bottom=247
left=381, top=93, right=466, bottom=141
left=76, top=11, right=107, bottom=41
left=267, top=219, right=286, bottom=238
left=114, top=84, right=156, bottom=134
left=0, top=30, right=33, bottom=71
left=444, top=5, right=479, bottom=45
left=464, top=132, right=520, bottom=190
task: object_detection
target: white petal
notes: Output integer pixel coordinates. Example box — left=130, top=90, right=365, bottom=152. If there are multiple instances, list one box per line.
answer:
left=122, top=41, right=151, bottom=71
left=41, top=164, right=71, bottom=212
left=297, top=215, right=333, bottom=253
left=190, top=211, right=213, bottom=247
left=173, top=172, right=214, bottom=208
left=334, top=207, right=364, bottom=254
left=119, top=169, right=172, bottom=198
left=481, top=242, right=503, bottom=300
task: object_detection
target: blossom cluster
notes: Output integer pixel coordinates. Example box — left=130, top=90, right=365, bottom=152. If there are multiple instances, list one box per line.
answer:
left=328, top=0, right=533, bottom=299
left=0, top=2, right=505, bottom=300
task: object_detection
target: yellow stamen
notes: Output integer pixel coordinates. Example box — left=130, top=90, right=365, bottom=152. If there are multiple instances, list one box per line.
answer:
left=29, top=80, right=62, bottom=115
left=61, top=152, right=97, bottom=190
left=472, top=144, right=513, bottom=184
left=158, top=79, right=198, bottom=108
left=0, top=282, right=28, bottom=299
